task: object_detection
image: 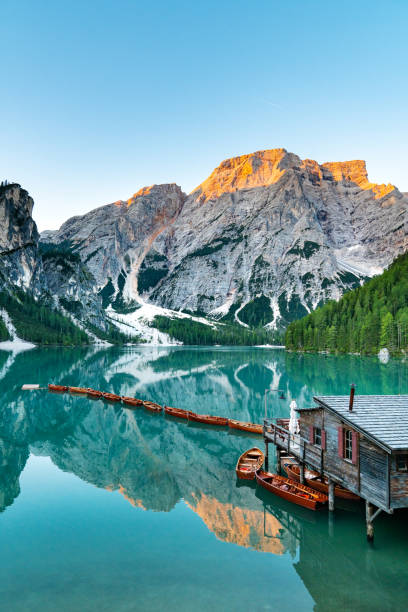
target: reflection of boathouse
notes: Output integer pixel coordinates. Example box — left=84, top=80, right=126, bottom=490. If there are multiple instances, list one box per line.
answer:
left=265, top=389, right=408, bottom=540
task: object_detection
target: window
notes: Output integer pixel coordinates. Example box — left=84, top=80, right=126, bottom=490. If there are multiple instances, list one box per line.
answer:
left=344, top=429, right=353, bottom=461
left=309, top=426, right=326, bottom=449
left=396, top=455, right=408, bottom=472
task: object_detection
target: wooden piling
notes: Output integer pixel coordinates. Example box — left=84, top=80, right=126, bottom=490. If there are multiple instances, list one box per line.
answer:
left=264, top=440, right=269, bottom=471
left=366, top=501, right=374, bottom=542
left=276, top=447, right=281, bottom=474
left=299, top=463, right=305, bottom=484
left=328, top=480, right=335, bottom=512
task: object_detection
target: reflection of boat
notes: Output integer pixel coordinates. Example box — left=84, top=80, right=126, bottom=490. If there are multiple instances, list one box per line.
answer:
left=102, top=392, right=122, bottom=403
left=164, top=406, right=189, bottom=419
left=69, top=386, right=88, bottom=394
left=229, top=419, right=263, bottom=434
left=48, top=384, right=68, bottom=393
left=87, top=388, right=102, bottom=399
left=122, top=397, right=143, bottom=408
left=283, top=463, right=360, bottom=501
left=236, top=447, right=264, bottom=480
left=188, top=412, right=228, bottom=426
left=144, top=401, right=163, bottom=413
left=256, top=470, right=328, bottom=510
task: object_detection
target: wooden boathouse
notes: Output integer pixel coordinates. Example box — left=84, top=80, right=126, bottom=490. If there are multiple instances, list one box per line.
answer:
left=264, top=387, right=408, bottom=540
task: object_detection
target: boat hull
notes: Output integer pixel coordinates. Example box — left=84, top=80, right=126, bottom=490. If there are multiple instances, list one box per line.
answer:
left=69, top=386, right=88, bottom=395
left=102, top=393, right=121, bottom=403
left=283, top=463, right=360, bottom=501
left=188, top=412, right=228, bottom=426
left=256, top=470, right=327, bottom=510
left=164, top=406, right=189, bottom=419
left=229, top=419, right=263, bottom=435
left=144, top=402, right=163, bottom=413
left=122, top=397, right=143, bottom=408
left=236, top=447, right=265, bottom=480
left=87, top=389, right=102, bottom=399
left=48, top=384, right=68, bottom=393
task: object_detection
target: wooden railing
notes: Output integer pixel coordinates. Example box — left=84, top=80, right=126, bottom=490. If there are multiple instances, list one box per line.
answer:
left=263, top=418, right=323, bottom=472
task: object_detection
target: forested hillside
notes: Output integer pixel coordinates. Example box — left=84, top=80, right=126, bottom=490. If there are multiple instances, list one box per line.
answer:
left=0, top=290, right=89, bottom=345
left=285, top=253, right=408, bottom=355
left=153, top=315, right=282, bottom=346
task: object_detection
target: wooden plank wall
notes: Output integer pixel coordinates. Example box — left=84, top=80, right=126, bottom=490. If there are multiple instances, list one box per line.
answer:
left=359, top=438, right=388, bottom=508
left=298, top=408, right=390, bottom=505
left=390, top=461, right=408, bottom=508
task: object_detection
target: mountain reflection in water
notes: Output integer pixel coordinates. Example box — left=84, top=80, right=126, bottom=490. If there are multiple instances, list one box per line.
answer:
left=1, top=346, right=408, bottom=610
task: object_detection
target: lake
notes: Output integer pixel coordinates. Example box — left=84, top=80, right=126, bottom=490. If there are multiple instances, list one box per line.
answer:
left=1, top=346, right=408, bottom=611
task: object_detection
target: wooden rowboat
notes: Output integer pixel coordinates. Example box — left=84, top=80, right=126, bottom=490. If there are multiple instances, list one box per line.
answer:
left=229, top=419, right=263, bottom=435
left=256, top=470, right=328, bottom=510
left=102, top=392, right=122, bottom=403
left=236, top=447, right=264, bottom=480
left=164, top=406, right=189, bottom=419
left=48, top=384, right=68, bottom=393
left=122, top=397, right=144, bottom=408
left=69, top=386, right=89, bottom=394
left=143, top=401, right=163, bottom=413
left=87, top=388, right=102, bottom=399
left=188, top=412, right=229, bottom=426
left=283, top=462, right=360, bottom=501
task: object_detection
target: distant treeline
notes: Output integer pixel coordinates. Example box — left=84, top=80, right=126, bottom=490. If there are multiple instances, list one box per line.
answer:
left=153, top=315, right=282, bottom=346
left=285, top=252, right=408, bottom=355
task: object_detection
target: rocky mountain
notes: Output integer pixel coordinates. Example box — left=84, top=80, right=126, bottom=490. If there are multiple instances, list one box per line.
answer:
left=0, top=183, right=118, bottom=342
left=42, top=148, right=408, bottom=331
left=0, top=183, right=42, bottom=291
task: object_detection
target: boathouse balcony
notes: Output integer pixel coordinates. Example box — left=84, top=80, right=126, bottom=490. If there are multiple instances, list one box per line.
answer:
left=263, top=418, right=325, bottom=475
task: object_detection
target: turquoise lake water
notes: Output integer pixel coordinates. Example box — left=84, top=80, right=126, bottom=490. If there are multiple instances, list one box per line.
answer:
left=1, top=346, right=408, bottom=611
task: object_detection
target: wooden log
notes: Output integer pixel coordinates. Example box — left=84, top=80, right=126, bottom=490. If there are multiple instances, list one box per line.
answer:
left=299, top=463, right=305, bottom=484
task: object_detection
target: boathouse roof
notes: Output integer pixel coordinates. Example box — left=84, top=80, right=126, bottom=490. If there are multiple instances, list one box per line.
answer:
left=311, top=395, right=408, bottom=452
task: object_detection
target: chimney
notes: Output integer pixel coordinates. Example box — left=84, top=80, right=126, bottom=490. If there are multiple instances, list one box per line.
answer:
left=349, top=384, right=355, bottom=412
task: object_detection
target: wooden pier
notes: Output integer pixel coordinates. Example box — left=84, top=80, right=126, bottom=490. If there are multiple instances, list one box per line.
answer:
left=264, top=390, right=408, bottom=541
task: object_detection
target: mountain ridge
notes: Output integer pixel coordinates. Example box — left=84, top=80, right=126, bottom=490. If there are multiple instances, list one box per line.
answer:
left=40, top=147, right=408, bottom=336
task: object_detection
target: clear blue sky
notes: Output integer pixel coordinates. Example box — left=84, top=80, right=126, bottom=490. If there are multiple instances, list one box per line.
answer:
left=1, top=0, right=407, bottom=230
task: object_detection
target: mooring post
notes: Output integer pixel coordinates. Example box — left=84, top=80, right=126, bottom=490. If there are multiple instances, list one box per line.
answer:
left=366, top=501, right=374, bottom=542
left=299, top=463, right=305, bottom=484
left=276, top=447, right=281, bottom=474
left=328, top=479, right=335, bottom=512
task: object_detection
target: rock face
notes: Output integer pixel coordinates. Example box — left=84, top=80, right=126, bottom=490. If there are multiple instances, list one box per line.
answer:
left=0, top=183, right=108, bottom=336
left=0, top=184, right=41, bottom=291
left=42, top=148, right=408, bottom=328
left=41, top=184, right=185, bottom=309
